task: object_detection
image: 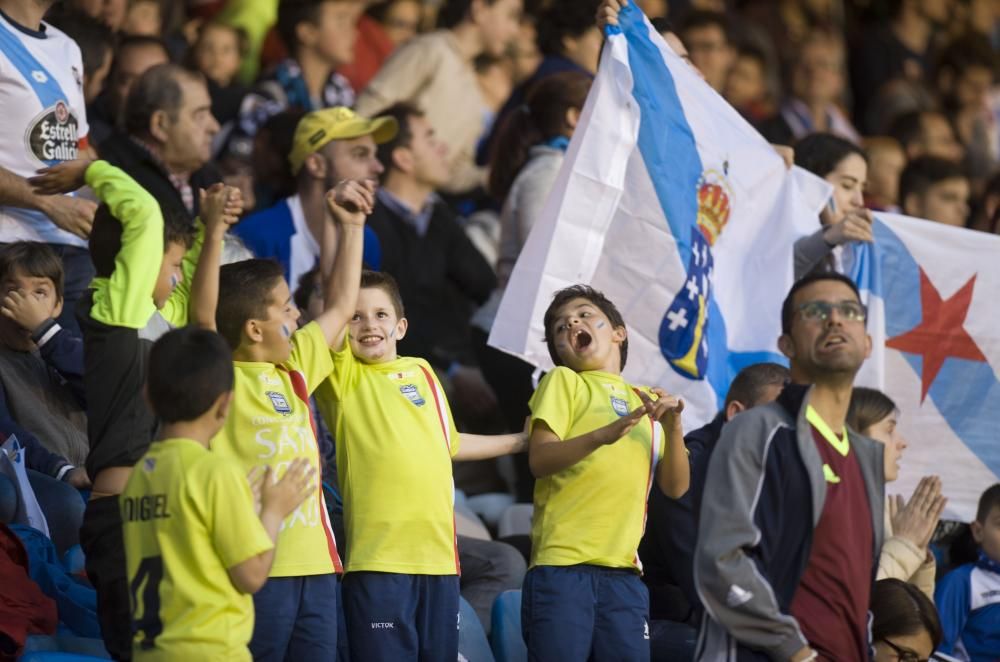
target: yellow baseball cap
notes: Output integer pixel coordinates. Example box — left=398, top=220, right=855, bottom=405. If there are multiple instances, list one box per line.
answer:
left=288, top=106, right=399, bottom=175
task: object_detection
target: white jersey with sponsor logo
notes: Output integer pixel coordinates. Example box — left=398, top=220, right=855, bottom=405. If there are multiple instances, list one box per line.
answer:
left=0, top=12, right=89, bottom=246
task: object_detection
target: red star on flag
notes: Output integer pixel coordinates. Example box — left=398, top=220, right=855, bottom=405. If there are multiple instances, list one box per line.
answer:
left=886, top=269, right=987, bottom=403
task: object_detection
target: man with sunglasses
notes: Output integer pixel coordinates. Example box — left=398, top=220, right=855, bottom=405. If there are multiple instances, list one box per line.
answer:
left=694, top=272, right=886, bottom=662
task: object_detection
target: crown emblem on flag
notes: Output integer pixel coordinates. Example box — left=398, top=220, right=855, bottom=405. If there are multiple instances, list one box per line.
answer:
left=696, top=169, right=732, bottom=246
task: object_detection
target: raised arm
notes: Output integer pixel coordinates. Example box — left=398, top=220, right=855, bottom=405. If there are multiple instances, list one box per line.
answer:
left=313, top=180, right=375, bottom=348
left=642, top=389, right=690, bottom=499
left=188, top=185, right=244, bottom=330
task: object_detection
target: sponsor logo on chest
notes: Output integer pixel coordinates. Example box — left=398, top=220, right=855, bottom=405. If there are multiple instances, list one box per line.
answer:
left=400, top=384, right=426, bottom=407
left=26, top=101, right=79, bottom=164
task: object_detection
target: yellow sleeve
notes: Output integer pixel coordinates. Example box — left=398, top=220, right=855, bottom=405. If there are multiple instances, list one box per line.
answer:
left=159, top=220, right=206, bottom=327
left=286, top=321, right=335, bottom=394
left=528, top=367, right=579, bottom=440
left=353, top=34, right=442, bottom=116
left=199, top=458, right=273, bottom=570
left=85, top=160, right=162, bottom=329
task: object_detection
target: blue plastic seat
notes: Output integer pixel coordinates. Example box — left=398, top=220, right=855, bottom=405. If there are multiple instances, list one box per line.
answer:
left=459, top=596, right=495, bottom=661
left=489, top=590, right=527, bottom=662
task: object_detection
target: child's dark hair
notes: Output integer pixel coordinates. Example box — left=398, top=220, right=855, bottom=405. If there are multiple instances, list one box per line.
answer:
left=977, top=483, right=1000, bottom=523
left=870, top=578, right=943, bottom=650
left=488, top=71, right=592, bottom=201
left=437, top=0, right=501, bottom=28
left=543, top=285, right=628, bottom=369
left=294, top=266, right=321, bottom=312
left=47, top=10, right=114, bottom=82
left=147, top=327, right=234, bottom=423
left=780, top=272, right=862, bottom=334
left=216, top=259, right=286, bottom=350
left=794, top=132, right=868, bottom=179
left=0, top=242, right=65, bottom=299
left=278, top=0, right=352, bottom=54
left=186, top=20, right=251, bottom=70
left=360, top=270, right=405, bottom=318
left=89, top=205, right=196, bottom=279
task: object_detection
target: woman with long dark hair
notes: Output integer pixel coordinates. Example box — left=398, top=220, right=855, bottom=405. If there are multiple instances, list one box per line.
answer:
left=870, top=578, right=943, bottom=662
left=472, top=71, right=592, bottom=499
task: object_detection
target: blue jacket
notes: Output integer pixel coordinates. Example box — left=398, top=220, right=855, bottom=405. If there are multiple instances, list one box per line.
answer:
left=640, top=412, right=725, bottom=623
left=694, top=384, right=885, bottom=662
left=233, top=196, right=382, bottom=291
left=935, top=553, right=1000, bottom=661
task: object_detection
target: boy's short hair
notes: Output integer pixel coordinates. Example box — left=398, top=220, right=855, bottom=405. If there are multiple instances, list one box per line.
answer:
left=780, top=272, right=862, bottom=335
left=0, top=242, right=65, bottom=299
left=543, top=284, right=628, bottom=369
left=977, top=483, right=1000, bottom=523
left=535, top=1, right=601, bottom=57
left=216, top=259, right=286, bottom=350
left=724, top=363, right=790, bottom=409
left=438, top=0, right=499, bottom=29
left=899, top=156, right=968, bottom=203
left=360, top=269, right=405, bottom=318
left=89, top=205, right=196, bottom=279
left=148, top=327, right=234, bottom=423
left=375, top=102, right=422, bottom=178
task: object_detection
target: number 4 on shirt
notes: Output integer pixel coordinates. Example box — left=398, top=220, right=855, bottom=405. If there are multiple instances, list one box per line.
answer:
left=130, top=555, right=165, bottom=649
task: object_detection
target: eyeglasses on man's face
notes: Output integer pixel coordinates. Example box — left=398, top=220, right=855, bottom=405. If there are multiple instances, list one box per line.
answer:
left=881, top=637, right=930, bottom=662
left=796, top=300, right=867, bottom=324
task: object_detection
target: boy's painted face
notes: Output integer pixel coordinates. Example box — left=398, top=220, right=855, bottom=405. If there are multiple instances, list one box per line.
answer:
left=548, top=297, right=625, bottom=373
left=973, top=504, right=1000, bottom=563
left=153, top=242, right=186, bottom=310
left=251, top=279, right=301, bottom=364
left=348, top=286, right=407, bottom=364
left=0, top=270, right=62, bottom=350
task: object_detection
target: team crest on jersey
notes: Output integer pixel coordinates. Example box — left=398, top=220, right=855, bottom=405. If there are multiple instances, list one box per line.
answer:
left=26, top=101, right=79, bottom=164
left=611, top=396, right=629, bottom=417
left=266, top=391, right=292, bottom=415
left=400, top=384, right=426, bottom=407
left=31, top=70, right=47, bottom=83
left=143, top=458, right=156, bottom=471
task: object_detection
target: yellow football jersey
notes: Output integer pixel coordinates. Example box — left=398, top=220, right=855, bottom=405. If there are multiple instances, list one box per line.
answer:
left=210, top=321, right=341, bottom=577
left=528, top=367, right=664, bottom=570
left=121, top=438, right=273, bottom=661
left=314, top=335, right=461, bottom=575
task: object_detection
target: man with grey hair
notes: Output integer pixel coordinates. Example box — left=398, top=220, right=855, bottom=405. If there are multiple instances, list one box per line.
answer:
left=97, top=63, right=222, bottom=225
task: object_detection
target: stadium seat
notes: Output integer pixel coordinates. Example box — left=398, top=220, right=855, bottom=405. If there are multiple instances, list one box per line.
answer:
left=489, top=590, right=526, bottom=662
left=497, top=505, right=533, bottom=539
left=459, top=596, right=495, bottom=662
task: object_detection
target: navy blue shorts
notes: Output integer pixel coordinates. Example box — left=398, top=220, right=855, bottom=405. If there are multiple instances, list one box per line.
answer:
left=522, top=564, right=650, bottom=662
left=250, top=573, right=339, bottom=662
left=342, top=571, right=460, bottom=661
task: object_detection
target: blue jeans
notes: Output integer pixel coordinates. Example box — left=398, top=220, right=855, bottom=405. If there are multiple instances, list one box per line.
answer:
left=522, top=565, right=650, bottom=662
left=0, top=469, right=85, bottom=555
left=250, top=573, right=339, bottom=662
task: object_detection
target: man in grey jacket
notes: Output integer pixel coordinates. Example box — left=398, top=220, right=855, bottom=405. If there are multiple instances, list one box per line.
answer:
left=694, top=272, right=885, bottom=662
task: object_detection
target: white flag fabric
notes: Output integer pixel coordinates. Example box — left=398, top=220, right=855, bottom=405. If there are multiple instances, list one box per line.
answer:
left=489, top=3, right=830, bottom=427
left=852, top=216, right=1000, bottom=521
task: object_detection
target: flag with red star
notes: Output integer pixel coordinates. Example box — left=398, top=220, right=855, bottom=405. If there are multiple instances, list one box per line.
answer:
left=853, top=213, right=1000, bottom=521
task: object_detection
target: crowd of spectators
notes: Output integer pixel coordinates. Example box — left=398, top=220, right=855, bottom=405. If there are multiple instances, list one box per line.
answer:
left=1, top=0, right=1000, bottom=660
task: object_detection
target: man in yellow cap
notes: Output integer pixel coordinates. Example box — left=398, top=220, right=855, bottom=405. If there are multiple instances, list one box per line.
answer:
left=232, top=106, right=397, bottom=293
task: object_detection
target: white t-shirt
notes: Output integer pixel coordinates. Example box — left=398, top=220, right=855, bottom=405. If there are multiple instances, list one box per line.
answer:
left=0, top=13, right=90, bottom=247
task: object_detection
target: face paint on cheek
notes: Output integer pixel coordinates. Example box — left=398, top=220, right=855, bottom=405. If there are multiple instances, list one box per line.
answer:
left=169, top=273, right=180, bottom=290
left=596, top=321, right=606, bottom=329
left=280, top=324, right=292, bottom=339
left=388, top=328, right=396, bottom=340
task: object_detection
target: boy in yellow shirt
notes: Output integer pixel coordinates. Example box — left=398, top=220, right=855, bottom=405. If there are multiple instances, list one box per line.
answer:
left=210, top=177, right=382, bottom=660
left=524, top=284, right=690, bottom=662
left=122, top=326, right=314, bottom=661
left=316, top=249, right=526, bottom=658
